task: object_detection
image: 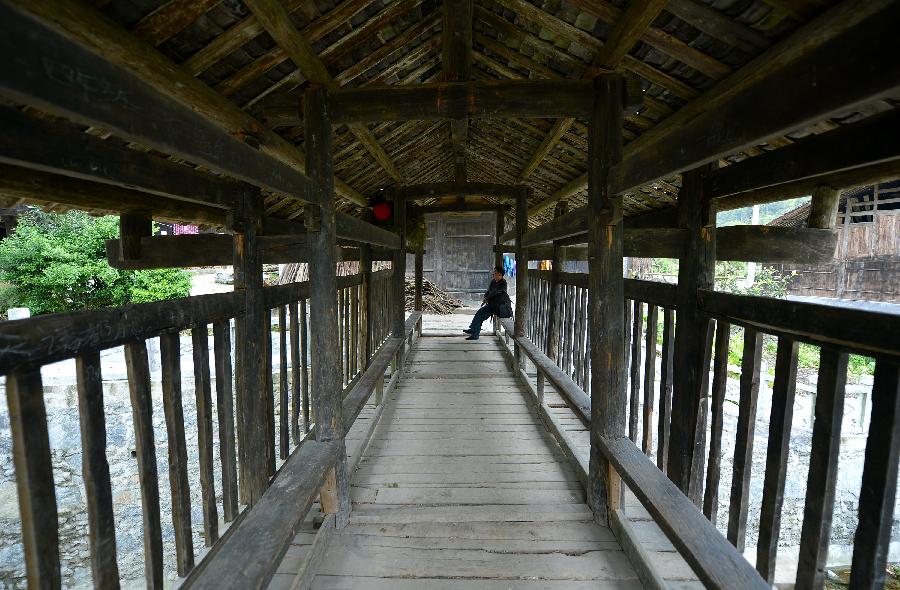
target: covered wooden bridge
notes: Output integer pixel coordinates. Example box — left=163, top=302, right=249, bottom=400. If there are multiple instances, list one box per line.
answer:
left=1, top=0, right=899, bottom=588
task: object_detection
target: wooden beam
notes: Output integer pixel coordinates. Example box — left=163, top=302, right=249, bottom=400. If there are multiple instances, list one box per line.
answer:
left=0, top=106, right=239, bottom=210
left=704, top=108, right=900, bottom=200
left=588, top=75, right=626, bottom=525
left=244, top=0, right=405, bottom=183
left=133, top=0, right=220, bottom=47
left=419, top=203, right=505, bottom=213
left=303, top=85, right=351, bottom=527
left=181, top=440, right=341, bottom=589
left=0, top=164, right=229, bottom=226
left=513, top=186, right=529, bottom=368
left=527, top=0, right=899, bottom=219
left=9, top=0, right=365, bottom=206
left=664, top=0, right=770, bottom=54
left=0, top=3, right=326, bottom=205
left=327, top=80, right=604, bottom=123
left=262, top=213, right=401, bottom=249
left=400, top=182, right=521, bottom=200
left=590, top=0, right=669, bottom=71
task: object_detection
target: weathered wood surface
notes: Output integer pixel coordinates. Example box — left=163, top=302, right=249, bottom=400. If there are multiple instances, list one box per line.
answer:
left=0, top=292, right=240, bottom=374
left=186, top=440, right=341, bottom=589
left=703, top=321, right=729, bottom=522
left=159, top=333, right=195, bottom=575
left=850, top=359, right=900, bottom=589
left=75, top=352, right=120, bottom=587
left=308, top=335, right=640, bottom=588
left=327, top=80, right=599, bottom=123
left=0, top=2, right=324, bottom=204
left=192, top=326, right=219, bottom=546
left=402, top=182, right=521, bottom=200
left=124, top=341, right=164, bottom=588
left=698, top=289, right=900, bottom=359
left=213, top=321, right=239, bottom=522
left=6, top=368, right=61, bottom=588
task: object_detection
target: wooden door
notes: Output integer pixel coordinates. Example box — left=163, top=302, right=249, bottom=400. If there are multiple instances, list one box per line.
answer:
left=418, top=211, right=497, bottom=305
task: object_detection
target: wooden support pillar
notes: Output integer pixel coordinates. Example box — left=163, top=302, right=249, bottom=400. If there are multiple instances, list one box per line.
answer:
left=119, top=210, right=152, bottom=261
left=303, top=85, right=350, bottom=527
left=393, top=191, right=407, bottom=339
left=667, top=165, right=716, bottom=504
left=231, top=188, right=268, bottom=507
left=495, top=208, right=505, bottom=269
left=538, top=200, right=568, bottom=402
left=587, top=74, right=625, bottom=525
left=808, top=185, right=840, bottom=229
left=360, top=242, right=373, bottom=368
left=414, top=247, right=424, bottom=312
left=513, top=186, right=529, bottom=369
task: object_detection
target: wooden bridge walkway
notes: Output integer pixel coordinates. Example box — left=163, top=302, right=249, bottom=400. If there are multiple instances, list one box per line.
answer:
left=276, top=335, right=643, bottom=589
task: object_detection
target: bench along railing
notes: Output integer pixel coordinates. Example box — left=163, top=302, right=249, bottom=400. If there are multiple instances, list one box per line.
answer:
left=504, top=274, right=900, bottom=589
left=184, top=311, right=421, bottom=589
left=0, top=271, right=409, bottom=589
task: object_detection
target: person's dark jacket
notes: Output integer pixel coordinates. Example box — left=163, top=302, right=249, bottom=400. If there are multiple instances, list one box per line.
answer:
left=483, top=278, right=513, bottom=317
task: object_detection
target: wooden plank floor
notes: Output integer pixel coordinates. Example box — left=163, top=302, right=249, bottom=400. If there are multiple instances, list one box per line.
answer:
left=309, top=336, right=642, bottom=589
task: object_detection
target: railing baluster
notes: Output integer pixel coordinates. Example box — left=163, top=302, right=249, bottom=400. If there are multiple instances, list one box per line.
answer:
left=300, top=298, right=310, bottom=432
left=160, top=333, right=195, bottom=573
left=278, top=306, right=289, bottom=459
left=657, top=308, right=674, bottom=473
left=213, top=321, right=239, bottom=522
left=192, top=326, right=219, bottom=546
left=124, top=341, right=164, bottom=588
left=624, top=298, right=632, bottom=383
left=351, top=284, right=359, bottom=379
left=338, top=287, right=345, bottom=386
left=75, top=352, right=121, bottom=588
left=757, top=336, right=798, bottom=583
left=289, top=301, right=301, bottom=445
left=573, top=286, right=584, bottom=387
left=642, top=304, right=658, bottom=456
left=727, top=327, right=763, bottom=552
left=8, top=367, right=61, bottom=588
left=629, top=300, right=644, bottom=444
left=795, top=348, right=848, bottom=590
left=264, top=312, right=275, bottom=476
left=703, top=320, right=730, bottom=521
left=849, top=359, right=900, bottom=589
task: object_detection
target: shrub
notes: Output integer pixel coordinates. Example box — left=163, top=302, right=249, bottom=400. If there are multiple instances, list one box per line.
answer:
left=0, top=211, right=193, bottom=315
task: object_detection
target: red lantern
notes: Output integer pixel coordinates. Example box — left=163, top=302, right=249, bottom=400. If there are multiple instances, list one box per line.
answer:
left=372, top=201, right=392, bottom=222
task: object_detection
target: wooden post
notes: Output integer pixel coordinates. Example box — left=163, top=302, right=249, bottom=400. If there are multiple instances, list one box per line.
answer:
left=393, top=190, right=407, bottom=339
left=303, top=84, right=350, bottom=527
left=513, top=186, right=529, bottom=368
left=667, top=164, right=716, bottom=504
left=119, top=210, right=151, bottom=261
left=360, top=242, right=373, bottom=367
left=495, top=208, right=505, bottom=269
left=807, top=185, right=840, bottom=229
left=414, top=247, right=424, bottom=312
left=541, top=200, right=568, bottom=401
left=587, top=74, right=625, bottom=525
left=231, top=188, right=268, bottom=506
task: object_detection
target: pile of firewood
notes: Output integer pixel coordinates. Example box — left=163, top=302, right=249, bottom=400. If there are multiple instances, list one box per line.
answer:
left=405, top=277, right=462, bottom=314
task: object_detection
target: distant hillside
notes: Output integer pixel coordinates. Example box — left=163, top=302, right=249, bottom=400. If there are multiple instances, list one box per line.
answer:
left=716, top=197, right=809, bottom=227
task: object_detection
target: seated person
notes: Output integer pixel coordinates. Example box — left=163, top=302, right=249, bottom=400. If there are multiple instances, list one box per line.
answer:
left=464, top=266, right=513, bottom=340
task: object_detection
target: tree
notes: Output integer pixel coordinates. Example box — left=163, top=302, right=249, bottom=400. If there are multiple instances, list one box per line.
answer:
left=0, top=210, right=193, bottom=315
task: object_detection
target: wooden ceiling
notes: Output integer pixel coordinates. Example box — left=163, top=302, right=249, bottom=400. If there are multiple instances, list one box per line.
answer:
left=4, top=0, right=899, bottom=229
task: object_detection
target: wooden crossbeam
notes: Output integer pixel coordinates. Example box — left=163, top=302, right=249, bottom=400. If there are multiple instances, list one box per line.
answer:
left=0, top=3, right=325, bottom=205
left=704, top=107, right=900, bottom=199
left=327, top=80, right=640, bottom=123
left=9, top=0, right=365, bottom=207
left=517, top=0, right=666, bottom=181
left=243, top=0, right=405, bottom=184
left=0, top=106, right=240, bottom=209
left=399, top=182, right=521, bottom=200
left=528, top=0, right=900, bottom=218
left=134, top=0, right=219, bottom=47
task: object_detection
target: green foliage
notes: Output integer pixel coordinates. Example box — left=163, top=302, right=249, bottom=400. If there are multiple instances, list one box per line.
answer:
left=715, top=197, right=809, bottom=227
left=714, top=261, right=795, bottom=297
left=0, top=211, right=193, bottom=315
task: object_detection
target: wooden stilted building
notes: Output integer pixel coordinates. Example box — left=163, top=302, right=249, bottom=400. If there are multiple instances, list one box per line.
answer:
left=0, top=0, right=899, bottom=588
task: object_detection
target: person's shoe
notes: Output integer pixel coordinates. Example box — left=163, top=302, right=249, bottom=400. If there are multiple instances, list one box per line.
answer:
left=465, top=334, right=480, bottom=340
left=463, top=329, right=473, bottom=334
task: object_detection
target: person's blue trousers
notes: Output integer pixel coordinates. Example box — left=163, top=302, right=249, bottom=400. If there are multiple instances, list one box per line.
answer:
left=468, top=304, right=498, bottom=336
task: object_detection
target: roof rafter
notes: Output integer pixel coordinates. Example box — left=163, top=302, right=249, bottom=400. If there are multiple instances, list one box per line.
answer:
left=442, top=0, right=473, bottom=182
left=518, top=0, right=668, bottom=182
left=243, top=0, right=406, bottom=185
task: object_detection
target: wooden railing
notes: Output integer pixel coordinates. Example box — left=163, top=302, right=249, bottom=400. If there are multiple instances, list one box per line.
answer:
left=0, top=270, right=415, bottom=589
left=503, top=272, right=900, bottom=589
